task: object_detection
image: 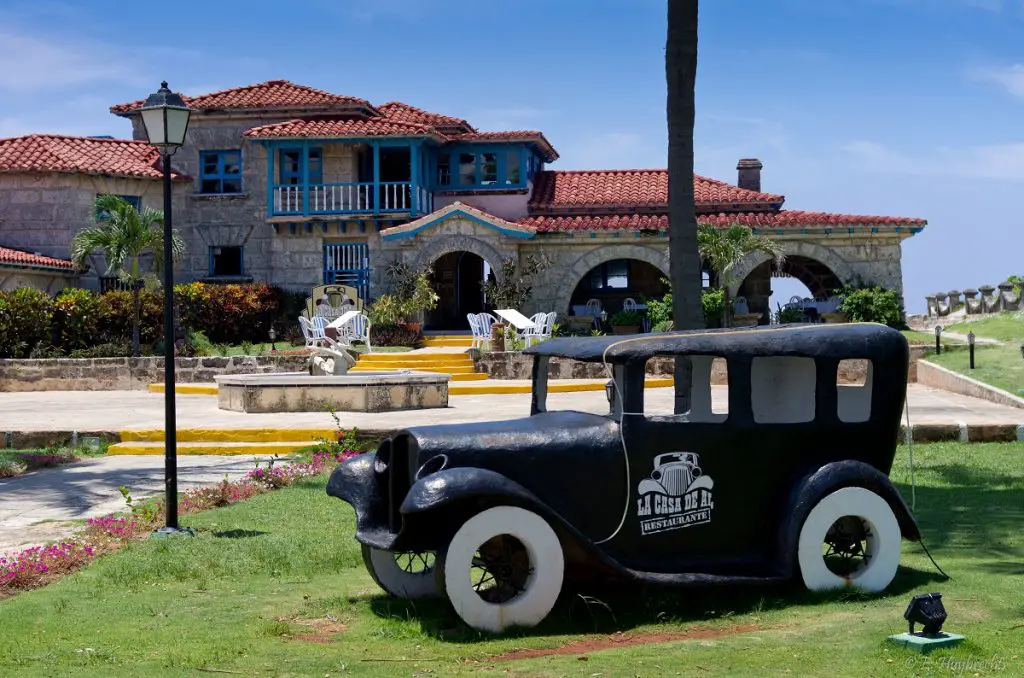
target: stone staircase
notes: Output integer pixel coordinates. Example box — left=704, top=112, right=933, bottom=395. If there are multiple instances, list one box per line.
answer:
left=350, top=346, right=487, bottom=382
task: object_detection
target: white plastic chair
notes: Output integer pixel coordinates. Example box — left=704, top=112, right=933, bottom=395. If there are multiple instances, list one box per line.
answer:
left=478, top=312, right=498, bottom=336
left=522, top=312, right=547, bottom=347
left=542, top=311, right=557, bottom=341
left=586, top=298, right=603, bottom=329
left=311, top=315, right=345, bottom=348
left=342, top=313, right=372, bottom=351
left=299, top=316, right=317, bottom=348
left=468, top=313, right=485, bottom=349
left=623, top=298, right=638, bottom=312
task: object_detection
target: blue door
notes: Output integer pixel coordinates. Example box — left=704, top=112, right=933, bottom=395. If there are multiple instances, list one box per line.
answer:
left=323, top=243, right=370, bottom=301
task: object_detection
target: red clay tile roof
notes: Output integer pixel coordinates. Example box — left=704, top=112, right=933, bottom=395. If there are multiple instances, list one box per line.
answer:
left=452, top=132, right=559, bottom=162
left=111, top=80, right=373, bottom=115
left=243, top=116, right=448, bottom=142
left=519, top=210, right=926, bottom=233
left=528, top=169, right=784, bottom=212
left=0, top=245, right=78, bottom=271
left=0, top=134, right=186, bottom=181
left=378, top=102, right=475, bottom=134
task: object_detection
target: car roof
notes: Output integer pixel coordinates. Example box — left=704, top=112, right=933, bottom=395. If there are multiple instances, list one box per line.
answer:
left=524, top=322, right=908, bottom=365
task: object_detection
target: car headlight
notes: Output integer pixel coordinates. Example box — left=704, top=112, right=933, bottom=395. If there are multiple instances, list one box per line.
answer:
left=415, top=454, right=448, bottom=481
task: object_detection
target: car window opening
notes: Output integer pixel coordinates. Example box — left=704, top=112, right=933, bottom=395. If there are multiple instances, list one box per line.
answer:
left=751, top=356, right=816, bottom=424
left=838, top=359, right=873, bottom=423
left=640, top=355, right=728, bottom=422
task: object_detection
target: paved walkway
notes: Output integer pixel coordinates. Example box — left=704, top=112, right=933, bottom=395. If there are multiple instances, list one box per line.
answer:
left=0, top=384, right=1022, bottom=435
left=0, top=455, right=273, bottom=557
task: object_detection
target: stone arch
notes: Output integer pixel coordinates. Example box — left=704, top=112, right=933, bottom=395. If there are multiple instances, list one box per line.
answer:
left=727, top=240, right=856, bottom=298
left=411, top=234, right=510, bottom=280
left=553, top=244, right=671, bottom=317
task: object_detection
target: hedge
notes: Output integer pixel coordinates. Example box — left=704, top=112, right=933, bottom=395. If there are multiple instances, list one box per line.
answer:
left=0, top=282, right=305, bottom=359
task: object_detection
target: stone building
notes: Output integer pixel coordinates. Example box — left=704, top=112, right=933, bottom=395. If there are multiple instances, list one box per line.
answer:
left=0, top=79, right=926, bottom=326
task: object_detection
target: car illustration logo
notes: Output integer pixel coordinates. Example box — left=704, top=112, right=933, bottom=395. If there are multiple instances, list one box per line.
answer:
left=636, top=452, right=715, bottom=535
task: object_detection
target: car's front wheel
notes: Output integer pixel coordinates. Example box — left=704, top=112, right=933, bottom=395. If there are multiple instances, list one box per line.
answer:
left=435, top=505, right=564, bottom=633
left=797, top=486, right=902, bottom=593
left=361, top=545, right=439, bottom=599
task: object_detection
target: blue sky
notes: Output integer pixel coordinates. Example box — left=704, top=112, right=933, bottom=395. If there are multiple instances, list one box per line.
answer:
left=1, top=0, right=1022, bottom=312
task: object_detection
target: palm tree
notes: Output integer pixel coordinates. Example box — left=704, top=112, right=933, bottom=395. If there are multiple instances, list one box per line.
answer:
left=71, top=195, right=185, bottom=357
left=698, top=223, right=785, bottom=327
left=667, top=0, right=702, bottom=413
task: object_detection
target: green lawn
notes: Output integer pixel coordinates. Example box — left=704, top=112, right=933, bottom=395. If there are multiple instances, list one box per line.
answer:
left=0, top=446, right=106, bottom=478
left=901, top=330, right=964, bottom=345
left=2, top=443, right=1023, bottom=677
left=946, top=312, right=1024, bottom=342
left=930, top=344, right=1024, bottom=396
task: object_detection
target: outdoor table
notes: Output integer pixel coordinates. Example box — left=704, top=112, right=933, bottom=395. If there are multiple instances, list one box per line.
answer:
left=494, top=309, right=539, bottom=331
left=325, top=310, right=360, bottom=342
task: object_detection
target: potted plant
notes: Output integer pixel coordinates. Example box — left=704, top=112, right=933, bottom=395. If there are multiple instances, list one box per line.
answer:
left=383, top=261, right=439, bottom=334
left=609, top=309, right=645, bottom=335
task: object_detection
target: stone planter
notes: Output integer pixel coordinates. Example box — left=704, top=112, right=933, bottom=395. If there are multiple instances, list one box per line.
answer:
left=611, top=325, right=639, bottom=335
left=821, top=312, right=849, bottom=324
left=567, top=316, right=594, bottom=333
left=730, top=313, right=762, bottom=327
left=491, top=323, right=508, bottom=352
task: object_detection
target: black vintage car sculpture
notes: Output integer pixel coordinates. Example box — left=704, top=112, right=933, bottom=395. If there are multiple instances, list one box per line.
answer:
left=327, top=323, right=919, bottom=633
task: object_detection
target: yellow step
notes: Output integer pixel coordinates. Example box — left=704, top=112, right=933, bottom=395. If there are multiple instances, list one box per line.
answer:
left=449, top=378, right=675, bottom=396
left=422, top=338, right=474, bottom=347
left=121, top=428, right=338, bottom=443
left=107, top=441, right=316, bottom=456
left=357, top=352, right=470, bottom=362
left=149, top=383, right=218, bottom=395
left=350, top=363, right=475, bottom=372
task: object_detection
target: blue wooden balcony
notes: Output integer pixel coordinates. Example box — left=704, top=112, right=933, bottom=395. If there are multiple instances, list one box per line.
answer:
left=271, top=181, right=433, bottom=217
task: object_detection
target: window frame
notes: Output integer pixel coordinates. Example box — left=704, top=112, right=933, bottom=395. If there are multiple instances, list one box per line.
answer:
left=433, top=145, right=528, bottom=190
left=198, top=150, right=243, bottom=194
left=279, top=147, right=323, bottom=186
left=585, top=260, right=631, bottom=292
left=208, top=245, right=245, bottom=277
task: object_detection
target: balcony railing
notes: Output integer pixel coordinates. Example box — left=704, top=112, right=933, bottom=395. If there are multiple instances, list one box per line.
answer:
left=272, top=181, right=426, bottom=217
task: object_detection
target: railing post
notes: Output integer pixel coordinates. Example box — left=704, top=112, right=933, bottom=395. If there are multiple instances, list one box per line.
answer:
left=301, top=140, right=310, bottom=217
left=410, top=142, right=419, bottom=216
left=372, top=141, right=380, bottom=215
left=266, top=141, right=275, bottom=217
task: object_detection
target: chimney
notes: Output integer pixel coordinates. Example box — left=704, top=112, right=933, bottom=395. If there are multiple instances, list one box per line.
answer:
left=737, top=158, right=763, bottom=192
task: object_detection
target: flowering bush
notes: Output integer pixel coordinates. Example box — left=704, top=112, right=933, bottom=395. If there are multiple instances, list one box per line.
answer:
left=0, top=542, right=95, bottom=590
left=176, top=281, right=281, bottom=344
left=0, top=287, right=54, bottom=358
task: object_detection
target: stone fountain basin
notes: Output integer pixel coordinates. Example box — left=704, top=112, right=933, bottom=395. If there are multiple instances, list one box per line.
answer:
left=214, top=371, right=449, bottom=413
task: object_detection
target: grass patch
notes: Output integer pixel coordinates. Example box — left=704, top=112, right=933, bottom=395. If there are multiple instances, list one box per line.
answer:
left=0, top=446, right=104, bottom=479
left=946, top=312, right=1024, bottom=342
left=1, top=443, right=1022, bottom=676
left=901, top=330, right=959, bottom=345
left=929, top=344, right=1024, bottom=396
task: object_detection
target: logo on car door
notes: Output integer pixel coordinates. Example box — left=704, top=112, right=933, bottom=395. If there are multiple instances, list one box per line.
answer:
left=636, top=452, right=715, bottom=536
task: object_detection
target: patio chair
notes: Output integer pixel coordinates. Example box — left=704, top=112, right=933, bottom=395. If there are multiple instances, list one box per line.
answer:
left=586, top=298, right=603, bottom=329
left=522, top=312, right=547, bottom=348
left=468, top=313, right=487, bottom=350
left=311, top=315, right=346, bottom=349
left=342, top=313, right=372, bottom=351
left=623, top=298, right=639, bottom=312
left=478, top=312, right=498, bottom=336
left=298, top=316, right=317, bottom=348
left=541, top=311, right=557, bottom=341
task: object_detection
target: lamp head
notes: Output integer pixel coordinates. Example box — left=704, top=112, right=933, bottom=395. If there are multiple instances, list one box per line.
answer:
left=967, top=331, right=975, bottom=346
left=139, top=81, right=192, bottom=151
left=904, top=592, right=948, bottom=636
left=935, top=325, right=943, bottom=337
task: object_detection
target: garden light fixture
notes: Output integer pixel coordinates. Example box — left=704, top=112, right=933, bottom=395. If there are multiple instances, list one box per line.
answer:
left=1020, top=342, right=1024, bottom=360
left=967, top=331, right=975, bottom=369
left=269, top=327, right=277, bottom=351
left=934, top=325, right=942, bottom=355
left=887, top=592, right=965, bottom=654
left=140, top=81, right=193, bottom=538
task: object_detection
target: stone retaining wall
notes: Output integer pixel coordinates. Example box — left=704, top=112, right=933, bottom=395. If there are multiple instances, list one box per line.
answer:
left=917, top=360, right=1024, bottom=410
left=0, top=355, right=308, bottom=392
left=474, top=352, right=900, bottom=384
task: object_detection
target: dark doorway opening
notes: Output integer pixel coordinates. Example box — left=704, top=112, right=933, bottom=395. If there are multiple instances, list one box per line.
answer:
left=425, top=251, right=490, bottom=330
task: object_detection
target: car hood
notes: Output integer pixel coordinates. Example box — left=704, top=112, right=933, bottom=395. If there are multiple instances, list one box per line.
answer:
left=398, top=410, right=620, bottom=470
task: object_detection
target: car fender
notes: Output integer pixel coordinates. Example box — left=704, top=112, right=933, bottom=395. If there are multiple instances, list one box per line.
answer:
left=777, top=460, right=921, bottom=574
left=325, top=453, right=393, bottom=543
left=400, top=466, right=556, bottom=517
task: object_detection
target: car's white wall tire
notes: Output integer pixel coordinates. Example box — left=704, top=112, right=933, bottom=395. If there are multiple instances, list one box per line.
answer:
left=438, top=506, right=564, bottom=634
left=797, top=486, right=902, bottom=593
left=361, top=545, right=439, bottom=599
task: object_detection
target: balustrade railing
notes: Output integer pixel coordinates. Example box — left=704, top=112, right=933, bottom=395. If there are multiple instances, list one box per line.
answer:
left=272, top=181, right=419, bottom=216
left=924, top=281, right=1023, bottom=318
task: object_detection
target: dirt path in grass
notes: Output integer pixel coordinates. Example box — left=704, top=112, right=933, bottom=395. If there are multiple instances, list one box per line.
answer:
left=489, top=623, right=766, bottom=660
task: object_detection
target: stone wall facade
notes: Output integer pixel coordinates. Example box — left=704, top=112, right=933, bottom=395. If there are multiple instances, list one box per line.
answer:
left=0, top=267, right=76, bottom=293
left=0, top=355, right=307, bottom=392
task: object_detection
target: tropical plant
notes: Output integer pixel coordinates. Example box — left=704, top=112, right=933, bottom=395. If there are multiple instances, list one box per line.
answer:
left=697, top=223, right=784, bottom=328
left=609, top=309, right=645, bottom=327
left=775, top=304, right=806, bottom=325
left=366, top=294, right=407, bottom=326
left=70, top=195, right=185, bottom=356
left=480, top=255, right=548, bottom=310
left=837, top=285, right=904, bottom=328
left=667, top=0, right=703, bottom=415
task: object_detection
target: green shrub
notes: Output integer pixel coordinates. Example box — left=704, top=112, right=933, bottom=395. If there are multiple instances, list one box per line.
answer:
left=175, top=282, right=280, bottom=343
left=369, top=324, right=420, bottom=347
left=652, top=320, right=673, bottom=332
left=838, top=286, right=904, bottom=328
left=366, top=294, right=407, bottom=326
left=701, top=289, right=724, bottom=328
left=96, top=289, right=163, bottom=345
left=609, top=309, right=645, bottom=326
left=775, top=305, right=805, bottom=324
left=67, top=343, right=132, bottom=358
left=52, top=287, right=101, bottom=349
left=0, top=288, right=54, bottom=358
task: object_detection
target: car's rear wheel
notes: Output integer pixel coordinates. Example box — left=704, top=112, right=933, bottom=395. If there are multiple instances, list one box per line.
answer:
left=361, top=545, right=438, bottom=599
left=435, top=506, right=564, bottom=633
left=797, top=486, right=902, bottom=593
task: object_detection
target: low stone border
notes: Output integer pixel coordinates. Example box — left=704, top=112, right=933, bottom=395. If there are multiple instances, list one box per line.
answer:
left=4, top=424, right=1022, bottom=450
left=917, top=360, right=1024, bottom=410
left=0, top=355, right=308, bottom=392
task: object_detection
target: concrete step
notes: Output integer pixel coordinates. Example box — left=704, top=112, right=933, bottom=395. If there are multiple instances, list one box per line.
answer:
left=107, top=440, right=316, bottom=456
left=421, top=338, right=474, bottom=347
left=350, top=362, right=475, bottom=372
left=149, top=383, right=218, bottom=395
left=357, top=352, right=470, bottom=362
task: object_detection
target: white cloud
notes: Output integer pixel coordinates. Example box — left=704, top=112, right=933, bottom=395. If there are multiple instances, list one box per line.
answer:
left=0, top=30, right=141, bottom=91
left=841, top=139, right=1024, bottom=181
left=968, top=63, right=1024, bottom=98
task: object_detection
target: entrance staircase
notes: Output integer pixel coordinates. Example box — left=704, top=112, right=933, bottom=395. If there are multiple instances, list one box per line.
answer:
left=350, top=337, right=486, bottom=382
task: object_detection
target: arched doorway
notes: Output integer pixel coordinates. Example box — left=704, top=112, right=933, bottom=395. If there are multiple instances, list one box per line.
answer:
left=425, top=251, right=493, bottom=330
left=567, top=258, right=669, bottom=317
left=737, top=256, right=844, bottom=324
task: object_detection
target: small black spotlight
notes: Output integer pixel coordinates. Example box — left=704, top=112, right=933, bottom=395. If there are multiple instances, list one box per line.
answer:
left=904, top=592, right=947, bottom=636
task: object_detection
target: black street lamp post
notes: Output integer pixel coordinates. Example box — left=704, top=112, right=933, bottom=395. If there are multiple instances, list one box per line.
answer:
left=140, top=82, right=193, bottom=536
left=967, top=331, right=975, bottom=369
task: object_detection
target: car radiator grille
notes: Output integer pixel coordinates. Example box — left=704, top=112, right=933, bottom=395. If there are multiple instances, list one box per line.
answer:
left=660, top=466, right=692, bottom=496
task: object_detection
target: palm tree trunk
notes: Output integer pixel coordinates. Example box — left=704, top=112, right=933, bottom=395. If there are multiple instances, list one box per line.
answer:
left=721, top=286, right=730, bottom=328
left=667, top=0, right=702, bottom=414
left=132, top=282, right=142, bottom=357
